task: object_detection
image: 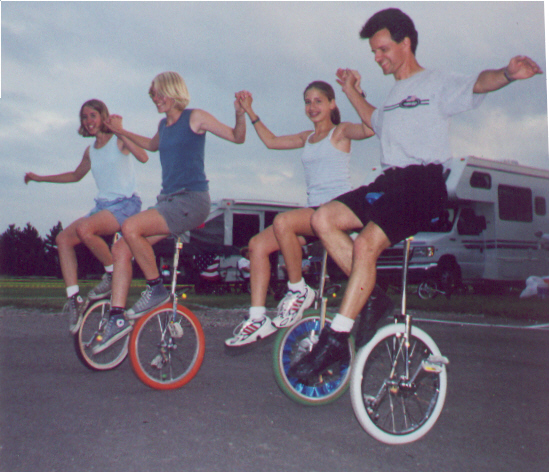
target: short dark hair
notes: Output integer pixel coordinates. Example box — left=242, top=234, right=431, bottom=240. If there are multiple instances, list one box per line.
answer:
left=360, top=8, right=418, bottom=54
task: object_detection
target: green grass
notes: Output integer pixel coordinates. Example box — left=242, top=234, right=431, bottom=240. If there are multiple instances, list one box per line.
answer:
left=1, top=278, right=547, bottom=323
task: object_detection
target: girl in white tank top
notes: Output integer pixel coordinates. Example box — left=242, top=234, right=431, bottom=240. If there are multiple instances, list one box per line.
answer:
left=226, top=81, right=375, bottom=348
left=24, top=99, right=148, bottom=334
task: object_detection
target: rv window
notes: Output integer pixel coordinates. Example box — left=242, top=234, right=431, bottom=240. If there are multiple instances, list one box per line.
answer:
left=498, top=185, right=533, bottom=222
left=470, top=171, right=491, bottom=189
left=233, top=214, right=260, bottom=247
left=535, top=196, right=547, bottom=216
left=425, top=208, right=455, bottom=232
left=457, top=208, right=486, bottom=236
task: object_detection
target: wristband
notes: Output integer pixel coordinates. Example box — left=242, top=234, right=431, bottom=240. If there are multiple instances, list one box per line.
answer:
left=251, top=117, right=260, bottom=125
left=360, top=91, right=366, bottom=98
left=503, top=69, right=515, bottom=83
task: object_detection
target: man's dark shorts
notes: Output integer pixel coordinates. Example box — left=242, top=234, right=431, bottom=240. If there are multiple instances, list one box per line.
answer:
left=334, top=164, right=448, bottom=245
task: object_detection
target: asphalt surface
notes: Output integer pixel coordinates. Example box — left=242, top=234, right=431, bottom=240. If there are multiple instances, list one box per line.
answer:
left=1, top=306, right=548, bottom=472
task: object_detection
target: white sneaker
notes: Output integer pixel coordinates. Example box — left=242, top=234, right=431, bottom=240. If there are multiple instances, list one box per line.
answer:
left=272, top=286, right=315, bottom=328
left=225, top=315, right=277, bottom=347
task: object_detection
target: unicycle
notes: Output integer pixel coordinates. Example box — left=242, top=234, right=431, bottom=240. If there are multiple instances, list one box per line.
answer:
left=128, top=237, right=206, bottom=390
left=272, top=250, right=354, bottom=406
left=74, top=299, right=129, bottom=371
left=350, top=237, right=449, bottom=444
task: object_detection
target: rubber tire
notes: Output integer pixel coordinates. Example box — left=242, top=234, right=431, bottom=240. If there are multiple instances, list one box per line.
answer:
left=129, top=303, right=205, bottom=390
left=74, top=300, right=129, bottom=371
left=417, top=279, right=439, bottom=299
left=350, top=323, right=447, bottom=444
left=272, top=311, right=354, bottom=406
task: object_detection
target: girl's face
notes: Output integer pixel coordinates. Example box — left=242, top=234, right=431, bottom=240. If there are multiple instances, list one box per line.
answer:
left=304, top=88, right=335, bottom=123
left=149, top=87, right=176, bottom=114
left=81, top=106, right=103, bottom=136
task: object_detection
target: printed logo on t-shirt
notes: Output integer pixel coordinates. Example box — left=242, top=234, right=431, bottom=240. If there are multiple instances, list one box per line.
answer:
left=384, top=95, right=429, bottom=111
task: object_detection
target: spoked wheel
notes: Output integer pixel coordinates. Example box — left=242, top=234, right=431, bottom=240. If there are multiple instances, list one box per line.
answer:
left=417, top=279, right=439, bottom=299
left=74, top=300, right=129, bottom=371
left=350, top=323, right=448, bottom=444
left=272, top=311, right=354, bottom=406
left=129, top=303, right=205, bottom=390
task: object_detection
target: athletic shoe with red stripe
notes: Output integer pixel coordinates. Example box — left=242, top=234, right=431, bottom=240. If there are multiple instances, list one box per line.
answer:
left=225, top=315, right=277, bottom=347
left=272, top=286, right=315, bottom=328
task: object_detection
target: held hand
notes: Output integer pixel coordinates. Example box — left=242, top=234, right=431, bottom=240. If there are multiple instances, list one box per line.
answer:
left=336, top=68, right=363, bottom=96
left=506, top=55, right=543, bottom=81
left=104, top=114, right=124, bottom=134
left=233, top=93, right=246, bottom=116
left=235, top=90, right=254, bottom=115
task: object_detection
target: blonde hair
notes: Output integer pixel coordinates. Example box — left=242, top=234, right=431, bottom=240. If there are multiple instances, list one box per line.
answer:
left=149, top=71, right=190, bottom=111
left=78, top=99, right=110, bottom=137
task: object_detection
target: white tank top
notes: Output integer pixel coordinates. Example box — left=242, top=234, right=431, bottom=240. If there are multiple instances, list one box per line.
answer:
left=89, top=136, right=137, bottom=200
left=301, top=127, right=352, bottom=207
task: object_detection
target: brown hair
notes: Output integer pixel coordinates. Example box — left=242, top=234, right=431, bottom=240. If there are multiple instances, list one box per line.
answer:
left=303, top=81, right=341, bottom=125
left=78, top=99, right=110, bottom=137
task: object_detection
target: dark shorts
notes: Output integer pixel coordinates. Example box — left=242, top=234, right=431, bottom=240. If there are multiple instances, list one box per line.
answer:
left=151, top=190, right=211, bottom=236
left=335, top=164, right=448, bottom=245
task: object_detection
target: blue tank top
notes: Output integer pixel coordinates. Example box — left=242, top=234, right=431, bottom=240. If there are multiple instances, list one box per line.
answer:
left=158, top=109, right=208, bottom=194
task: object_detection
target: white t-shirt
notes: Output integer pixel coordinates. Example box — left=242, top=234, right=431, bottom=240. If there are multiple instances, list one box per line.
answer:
left=371, top=69, right=485, bottom=168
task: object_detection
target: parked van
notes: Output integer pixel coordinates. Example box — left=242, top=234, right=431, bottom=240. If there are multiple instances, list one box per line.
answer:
left=376, top=156, right=549, bottom=295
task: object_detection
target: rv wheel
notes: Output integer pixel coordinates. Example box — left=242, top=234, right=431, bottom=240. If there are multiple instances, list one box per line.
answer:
left=418, top=279, right=439, bottom=299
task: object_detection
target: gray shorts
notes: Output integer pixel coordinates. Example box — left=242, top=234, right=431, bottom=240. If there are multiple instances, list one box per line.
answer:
left=89, top=194, right=142, bottom=226
left=151, top=190, right=211, bottom=236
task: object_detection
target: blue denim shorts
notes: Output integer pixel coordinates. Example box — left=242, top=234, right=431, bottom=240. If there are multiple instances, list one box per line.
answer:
left=89, top=194, right=142, bottom=226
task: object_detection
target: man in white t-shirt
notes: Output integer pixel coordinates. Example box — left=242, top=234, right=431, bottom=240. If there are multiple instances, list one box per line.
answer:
left=289, top=7, right=543, bottom=381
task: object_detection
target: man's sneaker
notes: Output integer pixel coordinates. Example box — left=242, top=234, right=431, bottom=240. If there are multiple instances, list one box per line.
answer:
left=272, top=286, right=315, bottom=328
left=225, top=315, right=278, bottom=347
left=126, top=283, right=170, bottom=320
left=287, top=325, right=350, bottom=383
left=91, top=315, right=132, bottom=354
left=87, top=272, right=112, bottom=301
left=65, top=294, right=87, bottom=335
left=354, top=284, right=394, bottom=348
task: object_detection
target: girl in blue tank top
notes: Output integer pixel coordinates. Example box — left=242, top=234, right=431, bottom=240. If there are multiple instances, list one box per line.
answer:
left=225, top=81, right=375, bottom=348
left=24, top=99, right=148, bottom=334
left=91, top=71, right=246, bottom=354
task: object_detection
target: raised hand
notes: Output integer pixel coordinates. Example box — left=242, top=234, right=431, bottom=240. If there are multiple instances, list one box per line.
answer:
left=24, top=172, right=39, bottom=184
left=336, top=68, right=363, bottom=96
left=506, top=55, right=543, bottom=81
left=104, top=114, right=124, bottom=134
left=235, top=90, right=254, bottom=115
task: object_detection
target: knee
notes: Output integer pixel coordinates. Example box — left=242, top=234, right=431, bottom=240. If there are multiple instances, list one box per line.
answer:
left=75, top=221, right=92, bottom=242
left=311, top=206, right=330, bottom=236
left=273, top=212, right=290, bottom=235
left=112, top=238, right=132, bottom=263
left=353, top=234, right=384, bottom=264
left=56, top=229, right=71, bottom=248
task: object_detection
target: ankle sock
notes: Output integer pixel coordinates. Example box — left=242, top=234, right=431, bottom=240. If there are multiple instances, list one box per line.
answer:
left=147, top=277, right=163, bottom=287
left=330, top=314, right=354, bottom=333
left=249, top=306, right=266, bottom=321
left=104, top=265, right=114, bottom=274
left=288, top=278, right=306, bottom=293
left=66, top=285, right=79, bottom=298
left=110, top=307, right=125, bottom=318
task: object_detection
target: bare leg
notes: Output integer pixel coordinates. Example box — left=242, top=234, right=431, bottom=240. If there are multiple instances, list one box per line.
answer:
left=272, top=208, right=314, bottom=284
left=56, top=219, right=86, bottom=288
left=311, top=201, right=364, bottom=278
left=338, top=222, right=391, bottom=320
left=111, top=209, right=170, bottom=308
left=75, top=210, right=121, bottom=267
left=248, top=226, right=280, bottom=307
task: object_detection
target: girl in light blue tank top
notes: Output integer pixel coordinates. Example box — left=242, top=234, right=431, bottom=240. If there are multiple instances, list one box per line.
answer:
left=225, top=81, right=375, bottom=348
left=24, top=99, right=148, bottom=333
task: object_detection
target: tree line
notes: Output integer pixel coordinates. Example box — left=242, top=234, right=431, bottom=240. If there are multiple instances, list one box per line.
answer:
left=0, top=222, right=107, bottom=278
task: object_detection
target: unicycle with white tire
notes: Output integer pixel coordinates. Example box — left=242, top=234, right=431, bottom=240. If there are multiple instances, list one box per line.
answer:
left=350, top=237, right=449, bottom=444
left=272, top=250, right=354, bottom=406
left=74, top=299, right=129, bottom=371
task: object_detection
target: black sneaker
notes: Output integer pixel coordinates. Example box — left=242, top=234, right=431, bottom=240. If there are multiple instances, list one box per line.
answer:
left=287, top=325, right=350, bottom=383
left=354, top=284, right=394, bottom=348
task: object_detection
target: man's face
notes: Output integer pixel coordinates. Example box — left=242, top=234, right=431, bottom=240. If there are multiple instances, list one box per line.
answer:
left=369, top=28, right=409, bottom=77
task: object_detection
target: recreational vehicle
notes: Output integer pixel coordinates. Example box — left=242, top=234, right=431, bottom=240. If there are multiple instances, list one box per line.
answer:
left=376, top=156, right=549, bottom=295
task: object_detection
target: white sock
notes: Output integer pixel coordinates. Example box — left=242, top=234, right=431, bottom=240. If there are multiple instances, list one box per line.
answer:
left=330, top=314, right=354, bottom=333
left=288, top=278, right=306, bottom=293
left=66, top=285, right=79, bottom=298
left=249, top=306, right=266, bottom=321
left=104, top=265, right=114, bottom=274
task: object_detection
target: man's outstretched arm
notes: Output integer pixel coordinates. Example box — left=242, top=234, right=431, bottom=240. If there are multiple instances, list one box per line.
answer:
left=474, top=55, right=543, bottom=94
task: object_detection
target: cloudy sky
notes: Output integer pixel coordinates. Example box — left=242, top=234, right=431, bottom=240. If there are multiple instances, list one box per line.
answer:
left=2, top=1, right=548, bottom=236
